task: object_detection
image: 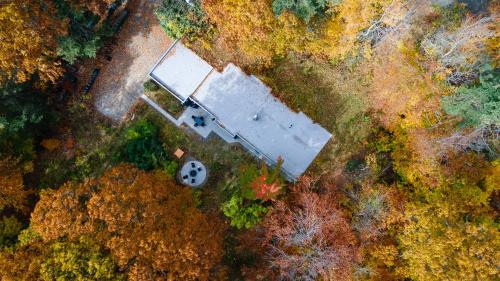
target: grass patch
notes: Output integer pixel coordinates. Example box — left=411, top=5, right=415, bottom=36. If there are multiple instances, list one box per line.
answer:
left=145, top=87, right=185, bottom=118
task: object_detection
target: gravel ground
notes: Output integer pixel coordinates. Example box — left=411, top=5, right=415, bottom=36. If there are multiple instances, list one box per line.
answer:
left=93, top=0, right=171, bottom=122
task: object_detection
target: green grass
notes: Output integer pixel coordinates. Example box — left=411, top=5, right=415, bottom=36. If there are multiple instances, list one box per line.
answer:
left=144, top=87, right=185, bottom=118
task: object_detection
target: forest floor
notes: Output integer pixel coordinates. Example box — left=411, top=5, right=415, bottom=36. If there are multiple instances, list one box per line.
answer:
left=91, top=0, right=171, bottom=121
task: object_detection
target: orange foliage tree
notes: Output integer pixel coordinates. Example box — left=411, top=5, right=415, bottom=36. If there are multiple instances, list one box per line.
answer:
left=0, top=243, right=45, bottom=280
left=0, top=0, right=66, bottom=84
left=0, top=159, right=30, bottom=214
left=260, top=177, right=358, bottom=280
left=31, top=164, right=224, bottom=281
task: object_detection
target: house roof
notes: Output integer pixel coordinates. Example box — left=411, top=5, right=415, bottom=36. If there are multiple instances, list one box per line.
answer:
left=149, top=41, right=213, bottom=101
left=192, top=64, right=332, bottom=178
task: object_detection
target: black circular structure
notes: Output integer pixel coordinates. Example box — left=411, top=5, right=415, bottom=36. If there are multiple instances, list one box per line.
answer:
left=180, top=160, right=207, bottom=187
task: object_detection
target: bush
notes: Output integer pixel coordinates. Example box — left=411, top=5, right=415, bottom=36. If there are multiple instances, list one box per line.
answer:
left=126, top=137, right=168, bottom=170
left=143, top=80, right=160, bottom=92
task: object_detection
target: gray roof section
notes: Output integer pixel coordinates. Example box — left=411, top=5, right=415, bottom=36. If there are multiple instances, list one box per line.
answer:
left=150, top=41, right=213, bottom=101
left=193, top=64, right=332, bottom=178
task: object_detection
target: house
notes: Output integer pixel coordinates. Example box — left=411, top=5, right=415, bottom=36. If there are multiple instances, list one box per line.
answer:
left=148, top=40, right=332, bottom=180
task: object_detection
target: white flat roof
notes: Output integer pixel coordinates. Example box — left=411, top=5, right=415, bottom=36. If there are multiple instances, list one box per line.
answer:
left=192, top=64, right=332, bottom=178
left=150, top=41, right=213, bottom=101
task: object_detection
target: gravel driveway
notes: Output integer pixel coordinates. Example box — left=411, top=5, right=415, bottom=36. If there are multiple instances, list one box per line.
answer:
left=94, top=0, right=171, bottom=121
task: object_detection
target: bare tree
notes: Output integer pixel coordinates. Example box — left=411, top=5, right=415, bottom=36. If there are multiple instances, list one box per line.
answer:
left=436, top=124, right=499, bottom=156
left=359, top=0, right=421, bottom=47
left=261, top=179, right=357, bottom=281
left=421, top=15, right=495, bottom=71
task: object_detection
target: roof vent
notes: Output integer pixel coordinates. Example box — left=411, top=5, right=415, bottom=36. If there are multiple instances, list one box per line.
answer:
left=252, top=114, right=259, bottom=121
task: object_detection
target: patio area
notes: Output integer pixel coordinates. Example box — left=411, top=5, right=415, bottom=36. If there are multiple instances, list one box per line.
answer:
left=140, top=94, right=238, bottom=144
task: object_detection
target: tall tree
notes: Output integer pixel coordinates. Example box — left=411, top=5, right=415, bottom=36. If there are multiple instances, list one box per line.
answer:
left=31, top=164, right=224, bottom=281
left=0, top=1, right=66, bottom=84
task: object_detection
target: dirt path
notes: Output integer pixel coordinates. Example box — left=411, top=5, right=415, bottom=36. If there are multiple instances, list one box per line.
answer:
left=93, top=0, right=171, bottom=121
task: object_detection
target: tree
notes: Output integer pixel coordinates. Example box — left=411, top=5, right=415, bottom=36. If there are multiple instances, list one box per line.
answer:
left=398, top=201, right=499, bottom=280
left=40, top=238, right=123, bottom=281
left=55, top=3, right=115, bottom=64
left=421, top=15, right=495, bottom=75
left=0, top=81, right=54, bottom=161
left=370, top=41, right=443, bottom=128
left=272, top=0, right=332, bottom=23
left=156, top=0, right=211, bottom=40
left=0, top=159, right=30, bottom=214
left=203, top=0, right=284, bottom=67
left=260, top=178, right=358, bottom=281
left=0, top=216, right=23, bottom=248
left=0, top=243, right=45, bottom=280
left=0, top=1, right=66, bottom=84
left=64, top=0, right=115, bottom=17
left=442, top=65, right=499, bottom=128
left=31, top=164, right=224, bottom=281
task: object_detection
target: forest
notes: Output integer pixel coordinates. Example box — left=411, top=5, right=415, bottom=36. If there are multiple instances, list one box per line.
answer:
left=0, top=0, right=498, bottom=280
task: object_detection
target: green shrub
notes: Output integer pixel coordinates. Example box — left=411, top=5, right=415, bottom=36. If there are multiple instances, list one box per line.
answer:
left=126, top=137, right=168, bottom=170
left=222, top=193, right=268, bottom=229
left=125, top=119, right=158, bottom=140
left=161, top=158, right=179, bottom=177
left=442, top=65, right=499, bottom=128
left=124, top=119, right=178, bottom=172
left=220, top=167, right=277, bottom=229
left=143, top=80, right=160, bottom=92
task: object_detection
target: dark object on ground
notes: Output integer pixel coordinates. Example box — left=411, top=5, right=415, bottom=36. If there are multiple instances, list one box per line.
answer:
left=112, top=9, right=129, bottom=33
left=459, top=0, right=489, bottom=13
left=58, top=74, right=78, bottom=103
left=192, top=115, right=205, bottom=127
left=83, top=69, right=100, bottom=95
left=184, top=99, right=199, bottom=108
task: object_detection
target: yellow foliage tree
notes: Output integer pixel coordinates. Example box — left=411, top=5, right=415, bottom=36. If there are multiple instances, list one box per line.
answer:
left=0, top=1, right=66, bottom=84
left=398, top=202, right=499, bottom=280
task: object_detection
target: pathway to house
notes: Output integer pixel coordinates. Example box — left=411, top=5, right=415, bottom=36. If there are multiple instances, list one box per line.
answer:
left=93, top=0, right=171, bottom=121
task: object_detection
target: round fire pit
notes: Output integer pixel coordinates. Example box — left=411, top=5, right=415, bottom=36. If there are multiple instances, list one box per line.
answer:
left=179, top=160, right=207, bottom=187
